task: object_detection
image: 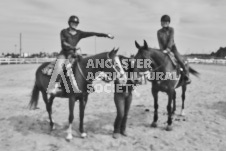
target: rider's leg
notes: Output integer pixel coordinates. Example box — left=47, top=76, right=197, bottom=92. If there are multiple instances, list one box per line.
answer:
left=171, top=45, right=191, bottom=84
left=47, top=54, right=66, bottom=94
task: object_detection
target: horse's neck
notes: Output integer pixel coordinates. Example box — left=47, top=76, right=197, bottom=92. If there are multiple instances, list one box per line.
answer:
left=150, top=49, right=169, bottom=72
left=79, top=53, right=107, bottom=79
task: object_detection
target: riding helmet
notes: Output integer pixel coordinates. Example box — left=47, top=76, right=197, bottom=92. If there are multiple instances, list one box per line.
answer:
left=68, top=15, right=79, bottom=25
left=161, top=15, right=170, bottom=22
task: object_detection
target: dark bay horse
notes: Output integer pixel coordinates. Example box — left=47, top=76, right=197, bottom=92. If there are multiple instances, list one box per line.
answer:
left=133, top=40, right=199, bottom=131
left=29, top=48, right=127, bottom=140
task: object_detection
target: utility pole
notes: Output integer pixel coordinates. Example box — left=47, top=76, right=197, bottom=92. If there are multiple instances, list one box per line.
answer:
left=95, top=37, right=96, bottom=54
left=14, top=44, right=17, bottom=53
left=19, top=33, right=22, bottom=56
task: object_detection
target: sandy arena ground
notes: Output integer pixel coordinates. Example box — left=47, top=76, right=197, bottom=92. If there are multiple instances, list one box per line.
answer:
left=0, top=63, right=226, bottom=151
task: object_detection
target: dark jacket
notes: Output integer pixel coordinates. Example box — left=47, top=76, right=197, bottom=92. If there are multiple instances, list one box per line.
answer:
left=60, top=28, right=108, bottom=51
left=157, top=27, right=175, bottom=51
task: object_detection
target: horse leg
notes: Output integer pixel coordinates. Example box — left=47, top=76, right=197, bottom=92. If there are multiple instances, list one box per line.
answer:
left=181, top=85, right=187, bottom=116
left=66, top=96, right=76, bottom=140
left=113, top=94, right=125, bottom=139
left=120, top=93, right=132, bottom=136
left=166, top=89, right=174, bottom=131
left=41, top=90, right=55, bottom=130
left=79, top=93, right=88, bottom=138
left=172, top=90, right=176, bottom=114
left=151, top=87, right=159, bottom=128
left=48, top=95, right=55, bottom=130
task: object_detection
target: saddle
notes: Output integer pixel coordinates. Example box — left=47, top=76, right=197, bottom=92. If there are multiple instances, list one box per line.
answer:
left=42, top=55, right=78, bottom=76
left=42, top=62, right=55, bottom=76
left=42, top=56, right=82, bottom=95
left=165, top=51, right=177, bottom=67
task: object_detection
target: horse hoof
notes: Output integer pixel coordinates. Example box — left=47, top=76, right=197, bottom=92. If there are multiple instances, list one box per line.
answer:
left=51, top=124, right=56, bottom=130
left=166, top=125, right=173, bottom=131
left=66, top=134, right=73, bottom=140
left=180, top=110, right=185, bottom=116
left=151, top=122, right=157, bottom=128
left=81, top=133, right=87, bottom=138
left=112, top=133, right=120, bottom=139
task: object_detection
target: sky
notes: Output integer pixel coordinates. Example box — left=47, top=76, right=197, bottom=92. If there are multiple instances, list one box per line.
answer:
left=0, top=0, right=226, bottom=56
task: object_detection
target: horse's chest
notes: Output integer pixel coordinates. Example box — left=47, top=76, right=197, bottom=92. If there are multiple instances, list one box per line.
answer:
left=155, top=81, right=169, bottom=91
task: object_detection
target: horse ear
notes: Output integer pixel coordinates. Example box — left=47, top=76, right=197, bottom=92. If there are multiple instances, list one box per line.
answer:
left=143, top=40, right=148, bottom=49
left=77, top=54, right=83, bottom=62
left=135, top=41, right=141, bottom=49
left=114, top=47, right=119, bottom=54
left=109, top=47, right=117, bottom=58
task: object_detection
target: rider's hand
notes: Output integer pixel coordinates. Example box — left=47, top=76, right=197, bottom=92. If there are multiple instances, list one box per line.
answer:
left=75, top=47, right=81, bottom=51
left=107, top=34, right=114, bottom=39
left=163, top=50, right=168, bottom=53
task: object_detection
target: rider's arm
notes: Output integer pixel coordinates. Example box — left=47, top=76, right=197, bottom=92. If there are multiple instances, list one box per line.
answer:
left=79, top=30, right=112, bottom=39
left=157, top=30, right=164, bottom=50
left=166, top=27, right=175, bottom=51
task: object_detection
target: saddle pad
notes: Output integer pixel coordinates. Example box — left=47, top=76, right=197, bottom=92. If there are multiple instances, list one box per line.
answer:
left=42, top=62, right=55, bottom=76
left=166, top=51, right=177, bottom=67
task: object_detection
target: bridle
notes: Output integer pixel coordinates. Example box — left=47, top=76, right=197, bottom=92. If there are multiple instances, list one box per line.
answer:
left=77, top=52, right=126, bottom=83
left=106, top=53, right=126, bottom=79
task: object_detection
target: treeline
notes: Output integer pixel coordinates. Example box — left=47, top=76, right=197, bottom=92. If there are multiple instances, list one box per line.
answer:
left=185, top=47, right=226, bottom=59
left=1, top=52, right=59, bottom=58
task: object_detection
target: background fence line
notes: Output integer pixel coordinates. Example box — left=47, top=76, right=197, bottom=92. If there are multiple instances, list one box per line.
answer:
left=0, top=58, right=56, bottom=65
left=0, top=58, right=226, bottom=65
left=187, top=58, right=226, bottom=65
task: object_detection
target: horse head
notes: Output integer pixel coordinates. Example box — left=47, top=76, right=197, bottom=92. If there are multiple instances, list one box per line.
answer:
left=103, top=48, right=128, bottom=85
left=82, top=48, right=127, bottom=85
left=133, top=40, right=160, bottom=84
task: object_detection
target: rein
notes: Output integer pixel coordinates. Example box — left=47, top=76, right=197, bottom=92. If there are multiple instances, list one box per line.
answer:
left=77, top=62, right=92, bottom=84
left=106, top=53, right=125, bottom=77
left=76, top=52, right=124, bottom=83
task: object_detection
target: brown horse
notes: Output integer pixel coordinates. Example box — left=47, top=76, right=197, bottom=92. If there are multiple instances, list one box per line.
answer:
left=28, top=48, right=127, bottom=140
left=133, top=40, right=199, bottom=131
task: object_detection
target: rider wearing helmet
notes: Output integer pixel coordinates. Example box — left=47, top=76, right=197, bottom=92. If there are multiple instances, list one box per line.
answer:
left=157, top=15, right=191, bottom=84
left=48, top=15, right=114, bottom=94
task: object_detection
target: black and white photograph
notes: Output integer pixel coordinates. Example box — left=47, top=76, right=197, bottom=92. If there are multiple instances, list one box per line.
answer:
left=0, top=0, right=226, bottom=151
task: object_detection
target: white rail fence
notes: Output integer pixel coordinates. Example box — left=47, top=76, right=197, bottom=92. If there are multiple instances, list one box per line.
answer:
left=0, top=58, right=56, bottom=65
left=187, top=58, right=226, bottom=65
left=0, top=58, right=226, bottom=65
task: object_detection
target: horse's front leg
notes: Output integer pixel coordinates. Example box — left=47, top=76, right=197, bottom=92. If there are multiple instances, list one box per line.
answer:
left=166, top=89, right=174, bottom=131
left=79, top=93, right=88, bottom=138
left=151, top=87, right=159, bottom=128
left=66, top=96, right=76, bottom=140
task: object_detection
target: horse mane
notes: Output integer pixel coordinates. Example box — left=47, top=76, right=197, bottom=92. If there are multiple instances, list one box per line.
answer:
left=147, top=47, right=168, bottom=67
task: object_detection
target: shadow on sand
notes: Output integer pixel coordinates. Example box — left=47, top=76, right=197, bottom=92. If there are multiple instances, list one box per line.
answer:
left=211, top=101, right=226, bottom=118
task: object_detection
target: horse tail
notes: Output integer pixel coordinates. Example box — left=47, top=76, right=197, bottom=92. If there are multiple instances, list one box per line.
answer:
left=29, top=82, right=40, bottom=109
left=189, top=67, right=199, bottom=77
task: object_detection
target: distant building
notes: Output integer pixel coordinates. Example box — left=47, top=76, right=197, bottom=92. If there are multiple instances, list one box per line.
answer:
left=21, top=52, right=30, bottom=57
